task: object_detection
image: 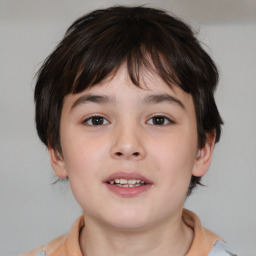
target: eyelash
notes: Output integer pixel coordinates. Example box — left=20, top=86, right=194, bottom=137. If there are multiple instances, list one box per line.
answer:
left=83, top=116, right=110, bottom=126
left=146, top=115, right=174, bottom=126
left=83, top=115, right=174, bottom=126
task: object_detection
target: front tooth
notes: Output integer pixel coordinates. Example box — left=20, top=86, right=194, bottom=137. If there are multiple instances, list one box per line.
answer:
left=128, top=179, right=137, bottom=185
left=136, top=180, right=141, bottom=183
left=115, top=179, right=120, bottom=184
left=120, top=179, right=128, bottom=184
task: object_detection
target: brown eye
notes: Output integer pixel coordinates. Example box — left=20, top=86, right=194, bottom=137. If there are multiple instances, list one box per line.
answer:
left=147, top=115, right=174, bottom=126
left=84, top=116, right=109, bottom=126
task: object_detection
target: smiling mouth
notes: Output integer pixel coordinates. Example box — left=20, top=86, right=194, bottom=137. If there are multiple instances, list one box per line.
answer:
left=107, top=178, right=148, bottom=187
left=104, top=172, right=153, bottom=196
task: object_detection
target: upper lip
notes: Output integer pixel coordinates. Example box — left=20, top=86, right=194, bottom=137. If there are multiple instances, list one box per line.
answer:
left=103, top=171, right=153, bottom=184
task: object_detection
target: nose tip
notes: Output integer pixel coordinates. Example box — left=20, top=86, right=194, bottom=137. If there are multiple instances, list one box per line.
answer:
left=111, top=129, right=146, bottom=160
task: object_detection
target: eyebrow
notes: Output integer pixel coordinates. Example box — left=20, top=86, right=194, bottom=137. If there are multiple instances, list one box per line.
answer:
left=71, top=93, right=185, bottom=111
left=71, top=94, right=115, bottom=110
left=144, top=94, right=185, bottom=109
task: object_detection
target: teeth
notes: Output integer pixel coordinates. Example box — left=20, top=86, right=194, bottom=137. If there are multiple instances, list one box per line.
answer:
left=128, top=184, right=142, bottom=187
left=108, top=178, right=146, bottom=186
left=128, top=179, right=137, bottom=185
left=120, top=179, right=127, bottom=184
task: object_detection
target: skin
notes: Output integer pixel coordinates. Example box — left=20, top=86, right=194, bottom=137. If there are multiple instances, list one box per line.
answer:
left=49, top=64, right=215, bottom=256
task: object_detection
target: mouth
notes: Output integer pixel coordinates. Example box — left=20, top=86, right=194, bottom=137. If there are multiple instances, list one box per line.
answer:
left=104, top=172, right=153, bottom=197
left=107, top=178, right=148, bottom=187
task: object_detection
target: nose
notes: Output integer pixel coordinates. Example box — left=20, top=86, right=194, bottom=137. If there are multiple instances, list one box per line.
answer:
left=110, top=124, right=146, bottom=161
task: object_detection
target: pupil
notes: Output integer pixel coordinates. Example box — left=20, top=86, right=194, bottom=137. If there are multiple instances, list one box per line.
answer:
left=154, top=116, right=164, bottom=125
left=92, top=116, right=103, bottom=125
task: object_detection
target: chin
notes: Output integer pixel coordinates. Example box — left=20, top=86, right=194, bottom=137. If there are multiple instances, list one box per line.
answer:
left=104, top=209, right=152, bottom=231
left=109, top=219, right=150, bottom=231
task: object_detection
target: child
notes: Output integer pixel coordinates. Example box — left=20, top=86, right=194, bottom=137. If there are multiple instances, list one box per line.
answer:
left=20, top=6, right=236, bottom=256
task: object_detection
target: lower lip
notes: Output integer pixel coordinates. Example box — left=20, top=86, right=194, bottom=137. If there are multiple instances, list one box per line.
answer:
left=105, top=183, right=152, bottom=197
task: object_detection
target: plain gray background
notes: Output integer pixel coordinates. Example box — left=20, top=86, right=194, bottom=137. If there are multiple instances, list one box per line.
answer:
left=1, top=0, right=255, bottom=255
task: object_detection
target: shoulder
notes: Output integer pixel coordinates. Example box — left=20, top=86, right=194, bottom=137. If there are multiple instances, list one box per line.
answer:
left=183, top=209, right=236, bottom=256
left=18, top=245, right=46, bottom=256
left=18, top=216, right=84, bottom=256
left=208, top=241, right=237, bottom=256
left=18, top=234, right=66, bottom=256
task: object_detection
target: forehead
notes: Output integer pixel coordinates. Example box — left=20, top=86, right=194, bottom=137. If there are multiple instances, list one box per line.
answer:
left=63, top=65, right=195, bottom=113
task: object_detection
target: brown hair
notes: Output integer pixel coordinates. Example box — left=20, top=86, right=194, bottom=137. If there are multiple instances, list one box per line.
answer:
left=35, top=6, right=223, bottom=195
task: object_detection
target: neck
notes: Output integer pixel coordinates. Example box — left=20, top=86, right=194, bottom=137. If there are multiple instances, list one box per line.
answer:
left=79, top=212, right=193, bottom=256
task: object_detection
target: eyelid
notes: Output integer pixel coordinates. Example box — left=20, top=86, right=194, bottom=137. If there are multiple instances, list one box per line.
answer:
left=146, top=115, right=175, bottom=125
left=82, top=115, right=110, bottom=126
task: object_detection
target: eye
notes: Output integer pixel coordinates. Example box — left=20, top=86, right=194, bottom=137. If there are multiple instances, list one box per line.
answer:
left=83, top=116, right=110, bottom=126
left=146, top=115, right=174, bottom=126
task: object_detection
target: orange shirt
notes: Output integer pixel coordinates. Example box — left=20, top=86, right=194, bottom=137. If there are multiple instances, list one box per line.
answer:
left=19, top=209, right=226, bottom=256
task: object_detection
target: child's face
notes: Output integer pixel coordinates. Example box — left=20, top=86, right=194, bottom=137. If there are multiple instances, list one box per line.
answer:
left=50, top=64, right=213, bottom=230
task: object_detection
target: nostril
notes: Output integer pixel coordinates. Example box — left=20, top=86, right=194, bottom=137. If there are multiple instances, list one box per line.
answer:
left=114, top=152, right=140, bottom=157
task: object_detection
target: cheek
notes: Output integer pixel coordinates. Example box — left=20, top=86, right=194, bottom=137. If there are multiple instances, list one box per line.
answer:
left=150, top=133, right=197, bottom=184
left=61, top=128, right=108, bottom=170
left=62, top=148, right=100, bottom=211
left=60, top=131, right=111, bottom=206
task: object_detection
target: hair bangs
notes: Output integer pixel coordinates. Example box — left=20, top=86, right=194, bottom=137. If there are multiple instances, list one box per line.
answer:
left=70, top=29, right=180, bottom=94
